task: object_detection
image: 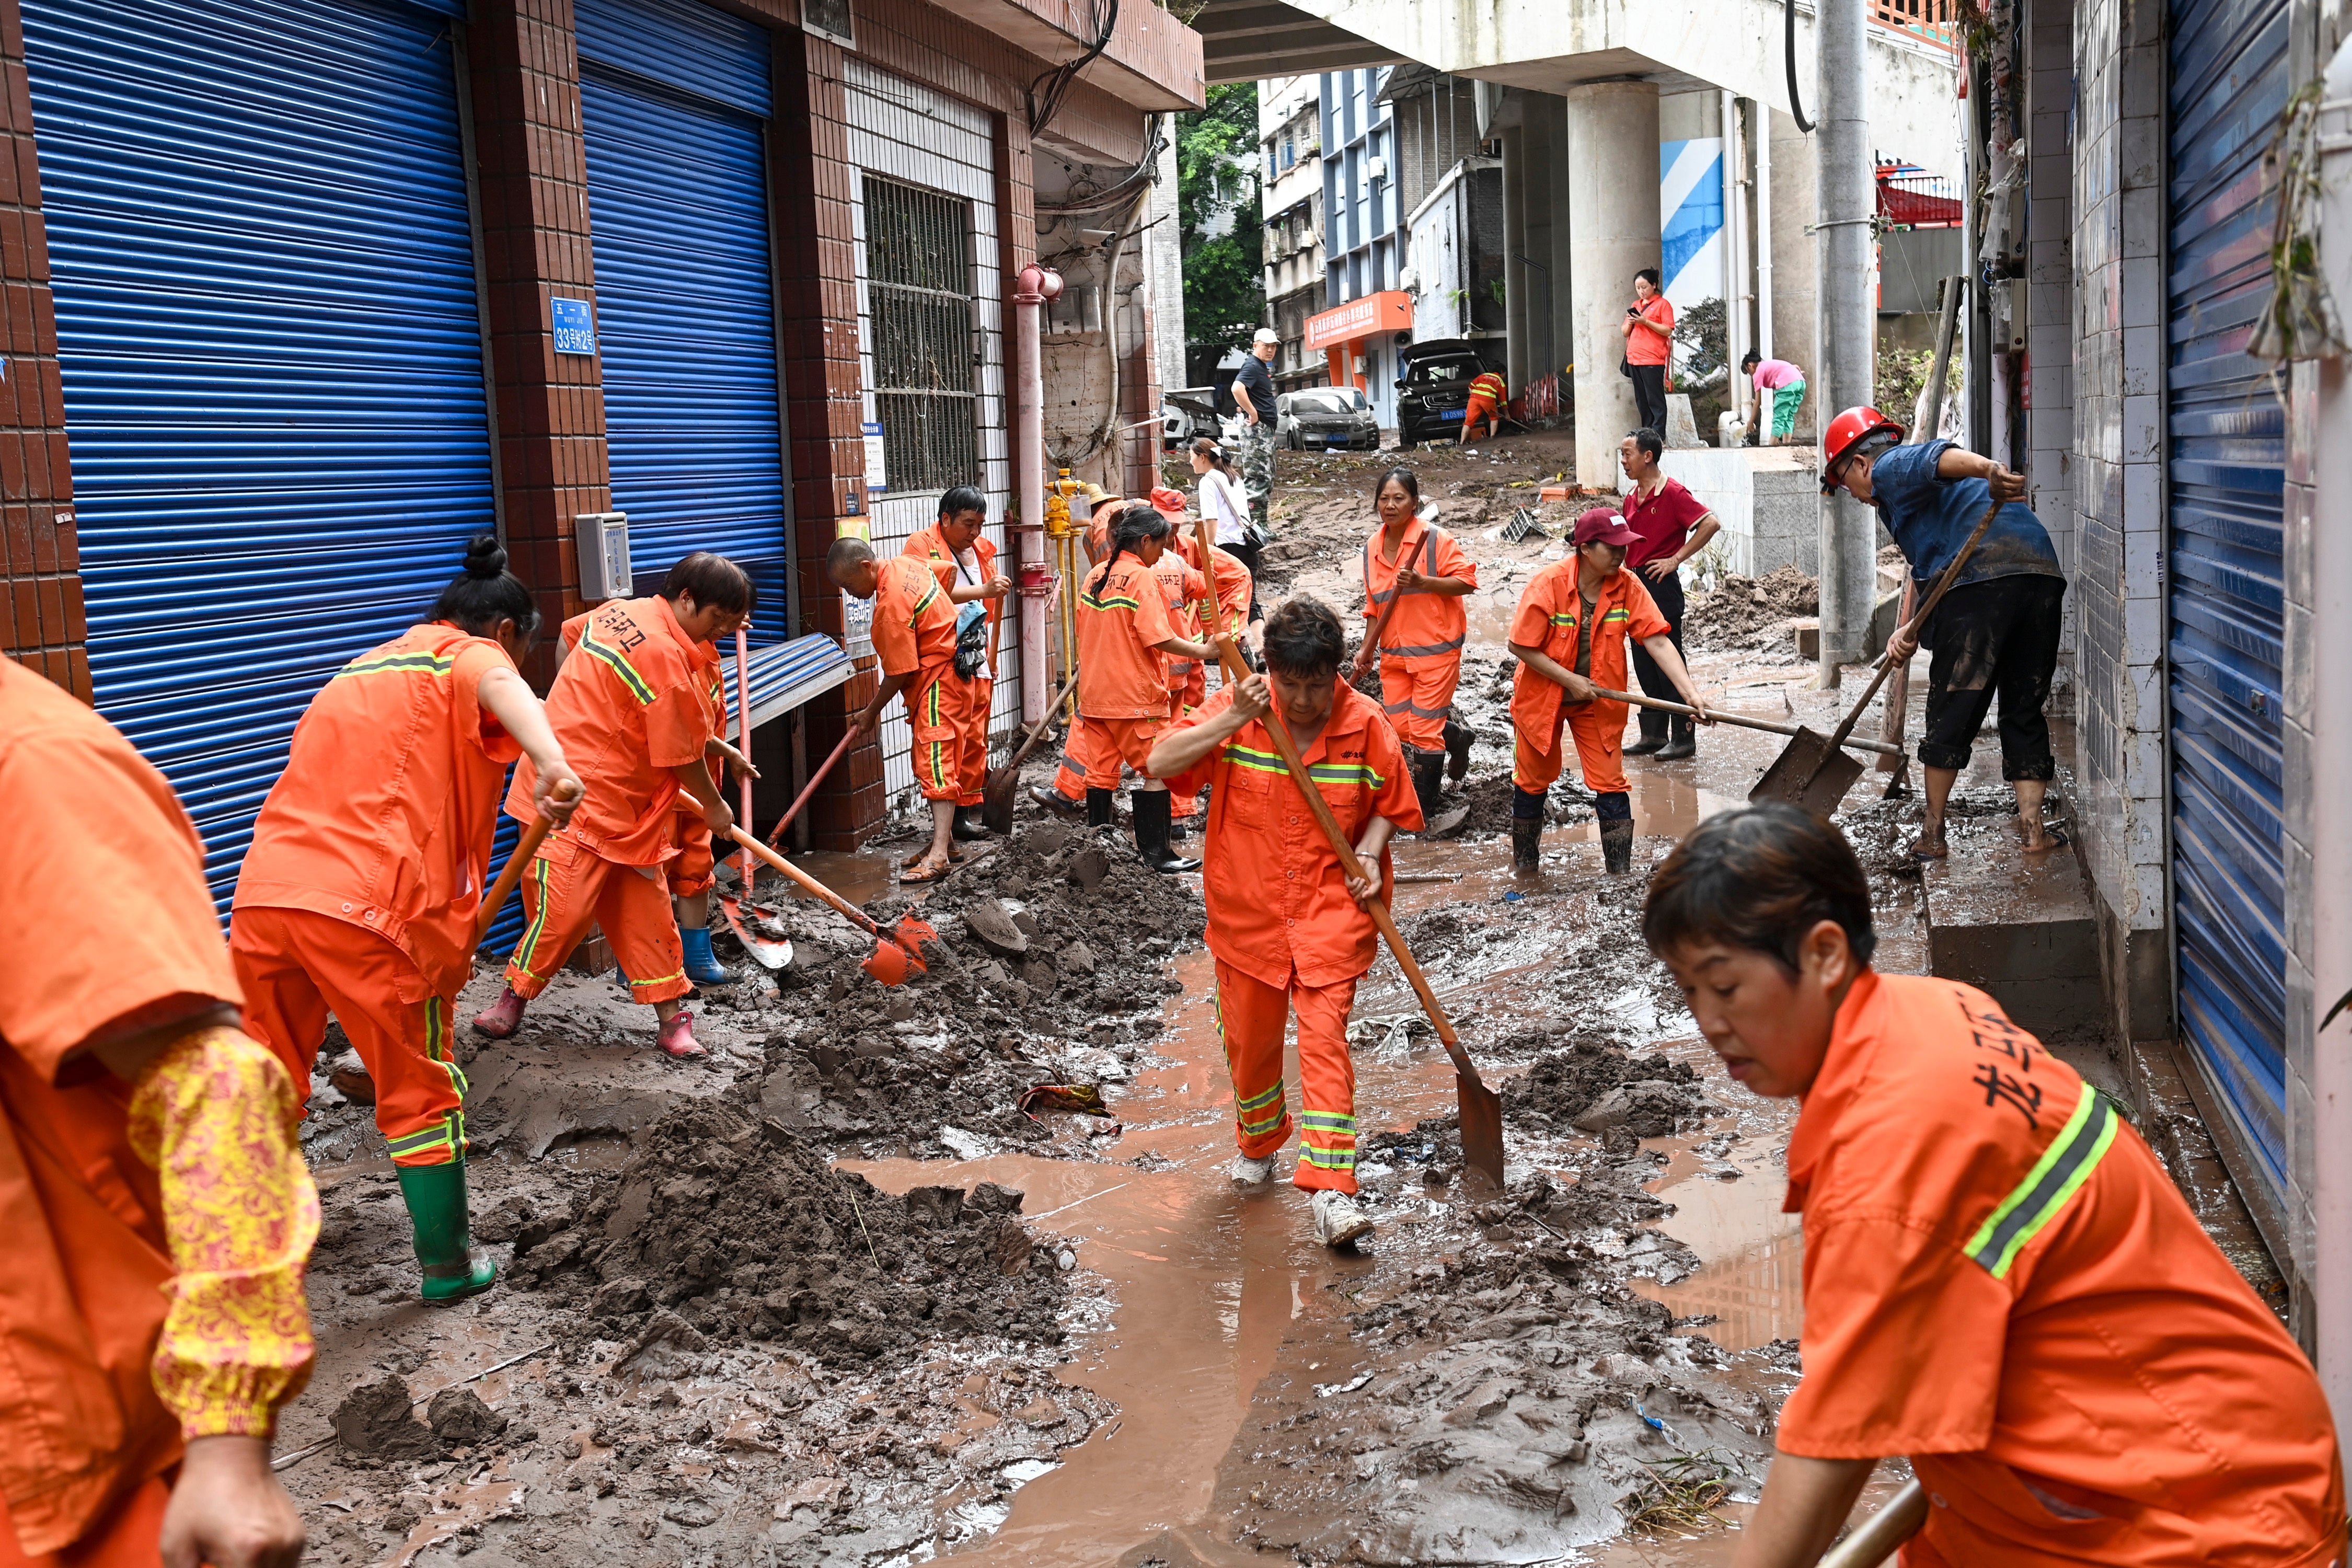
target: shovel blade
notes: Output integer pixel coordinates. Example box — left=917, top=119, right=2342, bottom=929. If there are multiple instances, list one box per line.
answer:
left=981, top=764, right=1019, bottom=837
left=894, top=914, right=941, bottom=965
left=860, top=941, right=915, bottom=986
left=1456, top=1077, right=1507, bottom=1196
left=1749, top=727, right=1867, bottom=816
left=719, top=894, right=792, bottom=971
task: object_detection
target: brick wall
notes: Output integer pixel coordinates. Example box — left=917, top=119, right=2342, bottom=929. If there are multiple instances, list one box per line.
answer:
left=0, top=3, right=82, bottom=699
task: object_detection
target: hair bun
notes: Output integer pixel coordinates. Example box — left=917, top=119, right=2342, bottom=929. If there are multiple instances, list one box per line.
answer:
left=462, top=533, right=508, bottom=580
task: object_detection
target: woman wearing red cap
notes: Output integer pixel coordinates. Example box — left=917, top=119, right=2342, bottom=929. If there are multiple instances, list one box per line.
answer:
left=1506, top=506, right=1710, bottom=874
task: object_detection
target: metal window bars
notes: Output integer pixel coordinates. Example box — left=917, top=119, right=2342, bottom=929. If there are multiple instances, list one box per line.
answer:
left=864, top=175, right=979, bottom=494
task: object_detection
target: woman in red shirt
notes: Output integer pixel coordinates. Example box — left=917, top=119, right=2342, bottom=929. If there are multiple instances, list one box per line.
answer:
left=1621, top=267, right=1675, bottom=435
left=1617, top=425, right=1722, bottom=759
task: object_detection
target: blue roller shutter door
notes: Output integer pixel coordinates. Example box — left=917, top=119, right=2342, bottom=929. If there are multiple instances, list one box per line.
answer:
left=576, top=0, right=790, bottom=642
left=22, top=0, right=494, bottom=910
left=2166, top=0, right=2290, bottom=1210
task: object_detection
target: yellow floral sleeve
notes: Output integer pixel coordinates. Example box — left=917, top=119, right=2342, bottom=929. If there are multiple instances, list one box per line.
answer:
left=126, top=1025, right=320, bottom=1439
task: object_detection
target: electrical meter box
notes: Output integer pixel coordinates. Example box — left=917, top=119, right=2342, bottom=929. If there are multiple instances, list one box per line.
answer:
left=575, top=513, right=631, bottom=602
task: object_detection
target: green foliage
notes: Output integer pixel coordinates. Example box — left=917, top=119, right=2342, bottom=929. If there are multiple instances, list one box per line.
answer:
left=1673, top=296, right=1728, bottom=385
left=1877, top=344, right=1961, bottom=427
left=1177, top=83, right=1265, bottom=355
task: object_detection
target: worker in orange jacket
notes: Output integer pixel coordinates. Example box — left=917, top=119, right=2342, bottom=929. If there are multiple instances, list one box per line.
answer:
left=1645, top=802, right=2346, bottom=1568
left=1348, top=466, right=1477, bottom=831
left=236, top=536, right=583, bottom=1304
left=827, top=534, right=967, bottom=882
left=474, top=552, right=754, bottom=1058
left=1076, top=503, right=1215, bottom=872
left=2, top=657, right=318, bottom=1568
left=903, top=485, right=1012, bottom=844
left=1147, top=488, right=1214, bottom=837
left=1150, top=596, right=1423, bottom=1249
left=1036, top=492, right=1135, bottom=818
left=1506, top=506, right=1710, bottom=874
left=1459, top=366, right=1508, bottom=446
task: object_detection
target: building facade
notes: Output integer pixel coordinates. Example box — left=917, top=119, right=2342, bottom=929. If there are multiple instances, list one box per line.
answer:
left=1312, top=66, right=1408, bottom=427
left=1259, top=74, right=1326, bottom=392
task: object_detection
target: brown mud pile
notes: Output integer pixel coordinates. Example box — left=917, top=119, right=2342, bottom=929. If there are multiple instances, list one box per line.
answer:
left=1506, top=1040, right=1708, bottom=1139
left=1683, top=565, right=1818, bottom=653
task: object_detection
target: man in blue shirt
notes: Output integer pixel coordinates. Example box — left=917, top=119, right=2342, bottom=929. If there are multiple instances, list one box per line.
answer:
left=1822, top=409, right=2067, bottom=860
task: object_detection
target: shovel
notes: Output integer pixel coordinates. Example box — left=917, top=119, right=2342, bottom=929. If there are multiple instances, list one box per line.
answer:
left=980, top=668, right=1084, bottom=836
left=1212, top=638, right=1506, bottom=1194
left=1818, top=1480, right=1928, bottom=1567
left=475, top=779, right=583, bottom=943
left=1750, top=495, right=2000, bottom=816
left=718, top=628, right=793, bottom=971
left=1588, top=687, right=1905, bottom=758
left=717, top=821, right=937, bottom=986
left=725, top=722, right=856, bottom=972
left=1347, top=528, right=1428, bottom=683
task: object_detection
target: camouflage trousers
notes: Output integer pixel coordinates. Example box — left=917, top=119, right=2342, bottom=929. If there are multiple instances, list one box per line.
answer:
left=1235, top=422, right=1276, bottom=537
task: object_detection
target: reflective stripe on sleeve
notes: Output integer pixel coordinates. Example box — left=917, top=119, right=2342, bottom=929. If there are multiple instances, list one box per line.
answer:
left=1963, top=1090, right=2119, bottom=1278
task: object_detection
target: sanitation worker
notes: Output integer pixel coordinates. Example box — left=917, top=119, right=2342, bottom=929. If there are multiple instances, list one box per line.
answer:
left=1348, top=466, right=1475, bottom=831
left=2, top=656, right=318, bottom=1567
left=826, top=535, right=966, bottom=882
left=1820, top=406, right=2067, bottom=861
left=1149, top=596, right=1422, bottom=1248
left=236, top=535, right=582, bottom=1302
left=1030, top=490, right=1133, bottom=820
left=1458, top=365, right=1508, bottom=446
left=903, top=484, right=1012, bottom=844
left=1073, top=504, right=1215, bottom=872
left=474, top=551, right=754, bottom=1057
left=1148, top=488, right=1214, bottom=839
left=1644, top=801, right=2345, bottom=1568
left=1506, top=506, right=1711, bottom=874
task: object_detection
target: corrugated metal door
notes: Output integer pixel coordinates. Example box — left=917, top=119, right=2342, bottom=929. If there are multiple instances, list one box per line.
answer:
left=23, top=0, right=492, bottom=910
left=2166, top=0, right=2290, bottom=1210
left=576, top=0, right=791, bottom=640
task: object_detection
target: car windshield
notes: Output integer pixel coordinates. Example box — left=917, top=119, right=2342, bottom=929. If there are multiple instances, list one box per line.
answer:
left=1405, top=356, right=1483, bottom=387
left=1288, top=393, right=1355, bottom=415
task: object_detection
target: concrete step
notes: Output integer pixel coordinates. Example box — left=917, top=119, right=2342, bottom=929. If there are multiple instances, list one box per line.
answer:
left=1919, top=804, right=2102, bottom=1039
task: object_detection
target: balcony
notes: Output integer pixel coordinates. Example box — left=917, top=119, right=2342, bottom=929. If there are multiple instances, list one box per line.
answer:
left=964, top=0, right=1206, bottom=117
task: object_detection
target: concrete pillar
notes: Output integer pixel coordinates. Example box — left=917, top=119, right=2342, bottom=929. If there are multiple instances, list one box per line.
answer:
left=1767, top=107, right=1816, bottom=425
left=1566, top=79, right=1661, bottom=489
left=1546, top=96, right=1575, bottom=388
left=1521, top=106, right=1555, bottom=380
left=1501, top=124, right=1529, bottom=393
left=1815, top=0, right=1875, bottom=676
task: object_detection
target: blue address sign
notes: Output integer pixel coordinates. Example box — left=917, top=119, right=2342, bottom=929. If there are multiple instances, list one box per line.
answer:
left=550, top=297, right=597, bottom=356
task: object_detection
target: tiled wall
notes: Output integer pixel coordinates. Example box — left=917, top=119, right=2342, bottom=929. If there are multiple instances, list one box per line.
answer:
left=2069, top=0, right=2172, bottom=1037
left=2025, top=0, right=2076, bottom=658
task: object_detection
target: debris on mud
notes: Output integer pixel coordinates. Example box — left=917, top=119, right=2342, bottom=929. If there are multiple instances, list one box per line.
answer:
left=1684, top=565, right=1818, bottom=653
left=1507, top=1040, right=1709, bottom=1138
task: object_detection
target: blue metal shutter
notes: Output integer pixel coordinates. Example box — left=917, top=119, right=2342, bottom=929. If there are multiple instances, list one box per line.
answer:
left=24, top=0, right=495, bottom=912
left=576, top=0, right=791, bottom=642
left=2166, top=0, right=2291, bottom=1207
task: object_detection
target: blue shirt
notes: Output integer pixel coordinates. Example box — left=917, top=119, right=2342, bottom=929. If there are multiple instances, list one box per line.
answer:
left=1869, top=440, right=2063, bottom=590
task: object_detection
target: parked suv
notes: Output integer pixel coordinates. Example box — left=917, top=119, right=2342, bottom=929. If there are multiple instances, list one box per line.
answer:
left=1395, top=339, right=1495, bottom=446
left=1277, top=387, right=1380, bottom=452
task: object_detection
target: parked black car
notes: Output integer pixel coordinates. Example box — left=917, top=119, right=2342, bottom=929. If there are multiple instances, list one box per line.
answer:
left=1395, top=338, right=1497, bottom=446
left=1278, top=387, right=1381, bottom=452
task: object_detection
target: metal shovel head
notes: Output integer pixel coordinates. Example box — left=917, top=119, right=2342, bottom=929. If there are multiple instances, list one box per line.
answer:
left=1749, top=725, right=1867, bottom=817
left=981, top=762, right=1020, bottom=836
left=1457, top=1075, right=1507, bottom=1196
left=857, top=914, right=941, bottom=986
left=719, top=894, right=792, bottom=971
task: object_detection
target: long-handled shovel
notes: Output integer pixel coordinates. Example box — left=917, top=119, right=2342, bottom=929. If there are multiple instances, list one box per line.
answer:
left=1588, top=687, right=1906, bottom=759
left=718, top=627, right=794, bottom=971
left=1750, top=495, right=2001, bottom=815
left=981, top=668, right=1083, bottom=835
left=1347, top=529, right=1427, bottom=684
left=475, top=779, right=583, bottom=943
left=1212, top=638, right=1506, bottom=1194
left=713, top=818, right=937, bottom=986
left=766, top=729, right=857, bottom=848
left=1817, top=1480, right=1928, bottom=1567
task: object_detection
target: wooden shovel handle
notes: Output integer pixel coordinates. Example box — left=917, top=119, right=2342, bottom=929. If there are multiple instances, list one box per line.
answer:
left=767, top=729, right=856, bottom=847
left=1002, top=669, right=1085, bottom=771
left=1351, top=531, right=1428, bottom=678
left=1823, top=493, right=2001, bottom=752
left=1588, top=686, right=1906, bottom=758
left=722, top=822, right=891, bottom=943
left=475, top=779, right=582, bottom=942
left=1211, top=639, right=1484, bottom=1092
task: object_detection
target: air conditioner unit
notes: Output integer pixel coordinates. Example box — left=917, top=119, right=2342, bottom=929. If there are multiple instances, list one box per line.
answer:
left=1399, top=266, right=1421, bottom=292
left=575, top=513, right=631, bottom=602
left=1367, top=155, right=1388, bottom=183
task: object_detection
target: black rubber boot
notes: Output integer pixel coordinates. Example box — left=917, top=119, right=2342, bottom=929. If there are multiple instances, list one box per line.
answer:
left=1086, top=786, right=1115, bottom=828
left=1511, top=815, right=1542, bottom=871
left=1133, top=790, right=1200, bottom=873
left=1030, top=783, right=1084, bottom=817
left=1600, top=819, right=1636, bottom=874
left=1656, top=713, right=1696, bottom=760
left=1623, top=708, right=1669, bottom=757
left=952, top=805, right=991, bottom=841
left=1406, top=746, right=1445, bottom=824
left=1442, top=714, right=1473, bottom=782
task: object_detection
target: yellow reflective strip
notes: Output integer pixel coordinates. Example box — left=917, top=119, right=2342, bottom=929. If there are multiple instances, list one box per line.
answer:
left=581, top=632, right=655, bottom=705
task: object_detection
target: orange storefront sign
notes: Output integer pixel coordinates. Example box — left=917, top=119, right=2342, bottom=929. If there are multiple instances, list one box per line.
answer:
left=1304, top=290, right=1412, bottom=351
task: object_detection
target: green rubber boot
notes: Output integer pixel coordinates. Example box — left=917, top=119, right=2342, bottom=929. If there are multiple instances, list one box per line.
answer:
left=396, top=1157, right=498, bottom=1305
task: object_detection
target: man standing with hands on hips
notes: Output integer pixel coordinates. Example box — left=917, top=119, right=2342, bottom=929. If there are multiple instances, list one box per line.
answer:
left=1618, top=426, right=1721, bottom=761
left=1230, top=327, right=1282, bottom=540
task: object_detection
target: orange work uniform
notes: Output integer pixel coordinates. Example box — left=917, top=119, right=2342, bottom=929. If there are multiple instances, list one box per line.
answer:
left=1507, top=561, right=1668, bottom=795
left=1075, top=553, right=1182, bottom=787
left=869, top=554, right=965, bottom=803
left=666, top=653, right=728, bottom=898
left=904, top=525, right=1001, bottom=808
left=1164, top=680, right=1422, bottom=1191
left=1462, top=370, right=1507, bottom=440
left=1, top=659, right=316, bottom=1563
left=1150, top=552, right=1212, bottom=820
left=1175, top=532, right=1254, bottom=643
left=1781, top=972, right=2345, bottom=1566
left=1362, top=517, right=1477, bottom=750
left=233, top=623, right=523, bottom=1167
left=503, top=595, right=722, bottom=1004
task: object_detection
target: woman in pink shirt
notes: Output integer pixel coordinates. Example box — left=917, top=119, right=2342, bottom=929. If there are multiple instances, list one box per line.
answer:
left=1743, top=350, right=1807, bottom=444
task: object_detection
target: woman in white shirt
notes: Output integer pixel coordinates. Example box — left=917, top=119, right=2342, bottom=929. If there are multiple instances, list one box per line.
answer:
left=1191, top=437, right=1261, bottom=622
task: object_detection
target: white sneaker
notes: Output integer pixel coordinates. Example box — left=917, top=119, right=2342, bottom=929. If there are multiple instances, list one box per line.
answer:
left=1230, top=1152, right=1278, bottom=1188
left=1311, top=1189, right=1376, bottom=1248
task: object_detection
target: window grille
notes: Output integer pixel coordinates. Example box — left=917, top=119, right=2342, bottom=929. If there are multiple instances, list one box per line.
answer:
left=864, top=176, right=978, bottom=494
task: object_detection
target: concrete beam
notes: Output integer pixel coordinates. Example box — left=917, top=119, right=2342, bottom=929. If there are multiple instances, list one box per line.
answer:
left=1566, top=79, right=1659, bottom=487
left=1191, top=0, right=1404, bottom=85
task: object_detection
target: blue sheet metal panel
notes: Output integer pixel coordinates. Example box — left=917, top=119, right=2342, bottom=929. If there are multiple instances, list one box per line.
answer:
left=574, top=0, right=770, bottom=119
left=578, top=65, right=790, bottom=643
left=717, top=633, right=854, bottom=731
left=24, top=0, right=496, bottom=912
left=2167, top=0, right=2291, bottom=1209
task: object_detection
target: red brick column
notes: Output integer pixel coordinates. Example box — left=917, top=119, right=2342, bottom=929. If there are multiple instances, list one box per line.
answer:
left=772, top=28, right=877, bottom=851
left=465, top=0, right=611, bottom=692
left=0, top=4, right=84, bottom=699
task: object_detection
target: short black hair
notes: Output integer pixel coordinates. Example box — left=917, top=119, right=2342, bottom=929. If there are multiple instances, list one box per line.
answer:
left=431, top=533, right=540, bottom=640
left=1635, top=267, right=1662, bottom=289
left=825, top=536, right=874, bottom=582
left=662, top=551, right=756, bottom=616
left=938, top=485, right=987, bottom=522
left=1642, top=802, right=1877, bottom=973
left=1740, top=350, right=1761, bottom=370
left=1626, top=426, right=1663, bottom=462
left=1373, top=466, right=1420, bottom=505
left=1261, top=596, right=1344, bottom=679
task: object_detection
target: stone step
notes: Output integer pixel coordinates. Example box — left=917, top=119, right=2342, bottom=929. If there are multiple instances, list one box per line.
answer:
left=1919, top=806, right=2102, bottom=1039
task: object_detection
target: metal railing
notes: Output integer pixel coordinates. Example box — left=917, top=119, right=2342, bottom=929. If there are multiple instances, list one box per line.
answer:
left=1872, top=0, right=1962, bottom=51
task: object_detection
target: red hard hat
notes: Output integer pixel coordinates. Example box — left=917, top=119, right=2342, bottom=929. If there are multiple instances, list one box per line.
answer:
left=1821, top=406, right=1905, bottom=492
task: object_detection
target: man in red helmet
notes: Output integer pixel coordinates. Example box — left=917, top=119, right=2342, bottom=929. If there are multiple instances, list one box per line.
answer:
left=1821, top=408, right=2066, bottom=861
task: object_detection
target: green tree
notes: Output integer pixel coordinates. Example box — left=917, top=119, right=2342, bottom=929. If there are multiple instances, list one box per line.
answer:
left=1177, top=82, right=1265, bottom=359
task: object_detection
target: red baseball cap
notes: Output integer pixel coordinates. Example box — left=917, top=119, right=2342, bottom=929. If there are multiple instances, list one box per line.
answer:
left=1573, top=506, right=1640, bottom=547
left=1149, top=487, right=1189, bottom=520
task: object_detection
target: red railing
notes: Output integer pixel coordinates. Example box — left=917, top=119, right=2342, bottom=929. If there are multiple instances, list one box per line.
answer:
left=1877, top=164, right=1964, bottom=227
left=1872, top=0, right=1962, bottom=51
